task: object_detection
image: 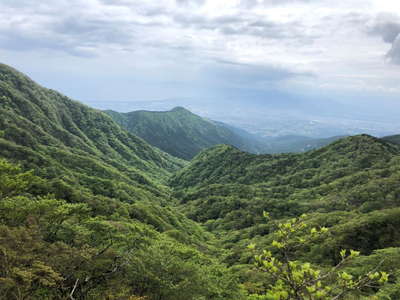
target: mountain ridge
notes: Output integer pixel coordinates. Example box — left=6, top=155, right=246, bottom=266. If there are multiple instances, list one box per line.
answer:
left=382, top=134, right=400, bottom=145
left=2, top=63, right=400, bottom=299
left=171, top=134, right=399, bottom=189
left=105, top=106, right=267, bottom=159
left=106, top=106, right=348, bottom=159
left=0, top=63, right=184, bottom=181
left=0, top=62, right=245, bottom=300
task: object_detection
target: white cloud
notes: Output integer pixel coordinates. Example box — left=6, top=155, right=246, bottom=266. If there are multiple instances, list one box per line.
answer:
left=0, top=0, right=399, bottom=100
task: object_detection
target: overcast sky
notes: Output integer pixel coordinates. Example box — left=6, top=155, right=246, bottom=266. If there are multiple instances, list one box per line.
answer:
left=1, top=0, right=400, bottom=105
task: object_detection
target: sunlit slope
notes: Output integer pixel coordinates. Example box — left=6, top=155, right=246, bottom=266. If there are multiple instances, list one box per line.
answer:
left=106, top=107, right=266, bottom=159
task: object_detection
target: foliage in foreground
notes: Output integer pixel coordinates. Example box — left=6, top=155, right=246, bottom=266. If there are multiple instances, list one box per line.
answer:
left=171, top=136, right=400, bottom=299
left=2, top=62, right=400, bottom=299
left=248, top=214, right=388, bottom=299
left=0, top=159, right=243, bottom=300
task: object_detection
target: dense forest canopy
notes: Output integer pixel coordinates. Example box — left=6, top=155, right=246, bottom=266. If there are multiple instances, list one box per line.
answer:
left=1, top=63, right=400, bottom=299
left=0, top=64, right=242, bottom=300
left=105, top=107, right=346, bottom=159
left=105, top=107, right=267, bottom=159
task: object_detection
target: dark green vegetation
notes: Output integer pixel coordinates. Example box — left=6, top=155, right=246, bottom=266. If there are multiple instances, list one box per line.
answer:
left=2, top=63, right=400, bottom=299
left=0, top=64, right=242, bottom=300
left=171, top=135, right=400, bottom=298
left=105, top=107, right=266, bottom=159
left=106, top=107, right=344, bottom=160
left=0, top=63, right=187, bottom=197
left=382, top=134, right=400, bottom=145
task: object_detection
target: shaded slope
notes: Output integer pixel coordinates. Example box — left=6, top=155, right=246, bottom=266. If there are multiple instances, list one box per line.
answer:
left=106, top=107, right=266, bottom=159
left=170, top=135, right=400, bottom=295
left=0, top=62, right=206, bottom=245
left=171, top=135, right=400, bottom=231
left=106, top=107, right=348, bottom=158
left=382, top=134, right=400, bottom=145
left=0, top=63, right=245, bottom=300
left=172, top=135, right=398, bottom=188
left=1, top=63, right=400, bottom=299
left=0, top=142, right=241, bottom=300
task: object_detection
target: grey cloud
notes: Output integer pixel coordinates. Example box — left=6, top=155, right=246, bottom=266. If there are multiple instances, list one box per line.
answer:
left=0, top=0, right=42, bottom=8
left=0, top=1, right=141, bottom=57
left=206, top=59, right=314, bottom=86
left=220, top=19, right=307, bottom=40
left=239, top=0, right=315, bottom=8
left=53, top=18, right=134, bottom=46
left=0, top=30, right=96, bottom=57
left=172, top=13, right=209, bottom=27
left=99, top=1, right=169, bottom=17
left=176, top=0, right=205, bottom=7
left=98, top=0, right=135, bottom=5
left=333, top=12, right=370, bottom=26
left=375, top=22, right=400, bottom=43
left=387, top=37, right=400, bottom=64
left=0, top=0, right=315, bottom=60
left=368, top=14, right=400, bottom=43
left=173, top=12, right=314, bottom=42
left=0, top=22, right=133, bottom=58
left=367, top=14, right=400, bottom=64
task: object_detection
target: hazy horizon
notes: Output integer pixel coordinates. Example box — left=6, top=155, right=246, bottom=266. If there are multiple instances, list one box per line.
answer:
left=1, top=0, right=400, bottom=137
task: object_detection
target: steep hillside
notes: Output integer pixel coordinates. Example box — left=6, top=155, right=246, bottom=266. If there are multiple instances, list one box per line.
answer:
left=2, top=63, right=400, bottom=299
left=172, top=135, right=400, bottom=223
left=0, top=63, right=244, bottom=299
left=169, top=134, right=400, bottom=298
left=0, top=64, right=187, bottom=198
left=171, top=135, right=398, bottom=189
left=106, top=107, right=346, bottom=158
left=105, top=107, right=266, bottom=159
left=382, top=134, right=400, bottom=145
left=171, top=135, right=400, bottom=258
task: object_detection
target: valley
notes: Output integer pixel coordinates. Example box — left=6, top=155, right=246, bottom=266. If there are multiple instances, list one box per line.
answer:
left=1, top=63, right=400, bottom=299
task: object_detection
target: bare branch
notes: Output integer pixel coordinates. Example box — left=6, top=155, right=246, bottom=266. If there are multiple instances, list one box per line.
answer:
left=69, top=278, right=79, bottom=300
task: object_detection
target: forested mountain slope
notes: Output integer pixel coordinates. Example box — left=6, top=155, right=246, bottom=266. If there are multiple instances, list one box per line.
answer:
left=106, top=107, right=348, bottom=158
left=382, top=134, right=400, bottom=145
left=105, top=107, right=266, bottom=159
left=0, top=63, right=187, bottom=198
left=171, top=135, right=398, bottom=189
left=0, top=63, right=243, bottom=300
left=172, top=135, right=400, bottom=229
left=2, top=63, right=400, bottom=299
left=171, top=135, right=400, bottom=298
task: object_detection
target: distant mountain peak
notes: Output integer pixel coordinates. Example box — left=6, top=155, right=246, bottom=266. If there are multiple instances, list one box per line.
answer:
left=170, top=106, right=190, bottom=112
left=105, top=106, right=266, bottom=160
left=0, top=62, right=184, bottom=182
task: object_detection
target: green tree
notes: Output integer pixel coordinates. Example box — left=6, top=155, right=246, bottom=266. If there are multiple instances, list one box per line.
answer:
left=249, top=213, right=388, bottom=300
left=0, top=159, right=38, bottom=199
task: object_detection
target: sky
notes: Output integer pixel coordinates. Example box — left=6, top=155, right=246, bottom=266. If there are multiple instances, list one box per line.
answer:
left=1, top=0, right=400, bottom=105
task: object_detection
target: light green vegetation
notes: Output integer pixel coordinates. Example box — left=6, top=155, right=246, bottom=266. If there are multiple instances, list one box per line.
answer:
left=105, top=107, right=266, bottom=159
left=1, top=63, right=400, bottom=299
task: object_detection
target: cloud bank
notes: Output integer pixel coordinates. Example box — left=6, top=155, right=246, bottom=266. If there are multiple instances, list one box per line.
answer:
left=0, top=0, right=399, bottom=102
left=367, top=13, right=400, bottom=64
